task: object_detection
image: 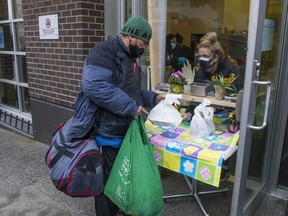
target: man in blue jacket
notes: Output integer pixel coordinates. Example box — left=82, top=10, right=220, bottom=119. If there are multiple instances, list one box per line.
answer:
left=61, top=16, right=164, bottom=216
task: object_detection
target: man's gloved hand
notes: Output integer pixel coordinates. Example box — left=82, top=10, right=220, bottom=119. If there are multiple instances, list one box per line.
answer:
left=178, top=57, right=186, bottom=63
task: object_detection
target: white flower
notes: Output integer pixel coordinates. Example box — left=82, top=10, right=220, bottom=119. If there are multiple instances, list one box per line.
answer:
left=167, top=141, right=180, bottom=149
left=183, top=160, right=194, bottom=173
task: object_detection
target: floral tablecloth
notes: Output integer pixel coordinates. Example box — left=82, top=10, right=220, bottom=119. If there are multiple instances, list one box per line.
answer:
left=145, top=114, right=239, bottom=187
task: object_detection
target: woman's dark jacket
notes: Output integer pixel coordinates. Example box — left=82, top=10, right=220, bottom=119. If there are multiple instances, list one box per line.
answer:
left=61, top=36, right=157, bottom=142
left=194, top=59, right=243, bottom=91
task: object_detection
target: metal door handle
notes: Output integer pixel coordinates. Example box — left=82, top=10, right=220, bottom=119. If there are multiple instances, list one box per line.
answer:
left=248, top=80, right=271, bottom=130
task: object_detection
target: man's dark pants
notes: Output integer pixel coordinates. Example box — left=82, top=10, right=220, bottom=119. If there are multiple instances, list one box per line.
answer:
left=94, top=146, right=123, bottom=216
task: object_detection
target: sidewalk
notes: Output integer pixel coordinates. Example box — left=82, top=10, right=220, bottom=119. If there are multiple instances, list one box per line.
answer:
left=0, top=126, right=287, bottom=216
left=0, top=127, right=95, bottom=216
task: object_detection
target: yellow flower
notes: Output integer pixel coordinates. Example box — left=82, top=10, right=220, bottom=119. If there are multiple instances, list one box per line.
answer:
left=212, top=73, right=237, bottom=93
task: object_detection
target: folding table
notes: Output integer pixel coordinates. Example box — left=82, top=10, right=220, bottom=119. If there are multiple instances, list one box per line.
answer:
left=145, top=114, right=239, bottom=216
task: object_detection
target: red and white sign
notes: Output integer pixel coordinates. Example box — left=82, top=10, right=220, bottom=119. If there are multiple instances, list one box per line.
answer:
left=39, top=14, right=59, bottom=39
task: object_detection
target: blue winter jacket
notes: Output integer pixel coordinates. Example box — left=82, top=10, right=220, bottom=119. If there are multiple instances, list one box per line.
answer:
left=61, top=36, right=157, bottom=142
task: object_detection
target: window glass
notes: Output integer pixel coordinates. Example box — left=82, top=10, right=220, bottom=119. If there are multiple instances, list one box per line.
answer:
left=0, top=1, right=9, bottom=20
left=123, top=0, right=150, bottom=90
left=0, top=25, right=4, bottom=49
left=0, top=23, right=14, bottom=51
left=126, top=0, right=132, bottom=20
left=17, top=55, right=27, bottom=82
left=19, top=86, right=30, bottom=113
left=0, top=0, right=28, bottom=116
left=137, top=3, right=150, bottom=90
left=0, top=54, right=16, bottom=81
left=162, top=0, right=248, bottom=86
left=0, top=82, right=19, bottom=109
left=13, top=0, right=23, bottom=19
left=15, top=22, right=25, bottom=51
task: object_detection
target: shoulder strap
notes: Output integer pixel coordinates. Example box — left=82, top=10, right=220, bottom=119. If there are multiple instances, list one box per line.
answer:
left=47, top=136, right=90, bottom=168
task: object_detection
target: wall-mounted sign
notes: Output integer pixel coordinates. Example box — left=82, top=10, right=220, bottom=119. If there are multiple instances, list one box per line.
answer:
left=262, top=19, right=274, bottom=52
left=39, top=14, right=59, bottom=39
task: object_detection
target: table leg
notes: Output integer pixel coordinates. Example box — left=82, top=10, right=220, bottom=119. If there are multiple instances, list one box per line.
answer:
left=163, top=175, right=228, bottom=216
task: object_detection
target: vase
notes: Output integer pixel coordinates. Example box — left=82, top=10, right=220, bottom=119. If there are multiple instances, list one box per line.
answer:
left=228, top=124, right=239, bottom=133
left=214, top=85, right=226, bottom=100
left=171, top=84, right=184, bottom=94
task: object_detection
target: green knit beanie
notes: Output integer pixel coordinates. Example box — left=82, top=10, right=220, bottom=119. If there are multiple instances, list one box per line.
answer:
left=120, top=16, right=152, bottom=43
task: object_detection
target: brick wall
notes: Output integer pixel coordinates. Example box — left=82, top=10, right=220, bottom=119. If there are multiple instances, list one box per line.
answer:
left=23, top=0, right=105, bottom=108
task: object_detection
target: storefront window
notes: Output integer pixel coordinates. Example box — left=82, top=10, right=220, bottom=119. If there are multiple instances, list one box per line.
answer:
left=0, top=0, right=29, bottom=115
left=147, top=0, right=249, bottom=89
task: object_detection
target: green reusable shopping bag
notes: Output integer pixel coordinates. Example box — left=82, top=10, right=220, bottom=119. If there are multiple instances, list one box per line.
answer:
left=104, top=116, right=163, bottom=216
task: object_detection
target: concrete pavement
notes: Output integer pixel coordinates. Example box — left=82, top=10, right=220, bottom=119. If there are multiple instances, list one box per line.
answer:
left=0, top=126, right=287, bottom=216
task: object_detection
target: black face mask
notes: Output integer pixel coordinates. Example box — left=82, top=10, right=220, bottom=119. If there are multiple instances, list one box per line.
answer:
left=199, top=57, right=213, bottom=73
left=129, top=40, right=145, bottom=58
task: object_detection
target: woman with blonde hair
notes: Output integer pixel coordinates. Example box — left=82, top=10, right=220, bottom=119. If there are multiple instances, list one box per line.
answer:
left=194, top=32, right=241, bottom=90
left=183, top=32, right=242, bottom=182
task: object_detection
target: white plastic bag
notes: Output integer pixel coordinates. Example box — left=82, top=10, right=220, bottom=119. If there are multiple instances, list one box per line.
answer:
left=148, top=94, right=182, bottom=127
left=190, top=99, right=215, bottom=137
left=182, top=60, right=195, bottom=84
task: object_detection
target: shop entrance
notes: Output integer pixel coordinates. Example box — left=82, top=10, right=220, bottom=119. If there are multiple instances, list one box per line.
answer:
left=231, top=0, right=286, bottom=215
left=123, top=0, right=287, bottom=214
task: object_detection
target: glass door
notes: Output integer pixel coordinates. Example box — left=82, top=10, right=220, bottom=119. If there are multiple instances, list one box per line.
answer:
left=231, top=0, right=286, bottom=215
left=278, top=121, right=288, bottom=190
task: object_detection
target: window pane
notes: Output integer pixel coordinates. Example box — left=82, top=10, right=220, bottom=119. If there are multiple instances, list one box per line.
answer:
left=19, top=86, right=30, bottom=113
left=164, top=0, right=248, bottom=83
left=0, top=82, right=19, bottom=109
left=126, top=0, right=132, bottom=20
left=140, top=48, right=150, bottom=90
left=15, top=22, right=25, bottom=51
left=0, top=54, right=16, bottom=81
left=0, top=1, right=9, bottom=20
left=13, top=0, right=23, bottom=19
left=0, top=23, right=14, bottom=51
left=0, top=25, right=4, bottom=49
left=17, top=55, right=27, bottom=83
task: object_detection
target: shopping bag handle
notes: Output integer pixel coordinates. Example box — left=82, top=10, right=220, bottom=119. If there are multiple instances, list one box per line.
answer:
left=136, top=115, right=150, bottom=146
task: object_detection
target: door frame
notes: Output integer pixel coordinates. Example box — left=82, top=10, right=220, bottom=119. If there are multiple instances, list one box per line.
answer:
left=269, top=1, right=288, bottom=196
left=231, top=0, right=269, bottom=215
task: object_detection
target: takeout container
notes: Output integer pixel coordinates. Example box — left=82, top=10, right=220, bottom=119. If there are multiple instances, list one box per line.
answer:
left=190, top=82, right=211, bottom=96
left=155, top=83, right=171, bottom=93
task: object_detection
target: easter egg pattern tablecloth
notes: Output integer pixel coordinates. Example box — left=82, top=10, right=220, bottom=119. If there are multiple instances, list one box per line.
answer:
left=145, top=115, right=239, bottom=187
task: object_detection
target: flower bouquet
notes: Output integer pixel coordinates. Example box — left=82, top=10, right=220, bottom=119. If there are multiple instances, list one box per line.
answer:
left=168, top=71, right=187, bottom=94
left=211, top=73, right=237, bottom=99
left=226, top=112, right=240, bottom=133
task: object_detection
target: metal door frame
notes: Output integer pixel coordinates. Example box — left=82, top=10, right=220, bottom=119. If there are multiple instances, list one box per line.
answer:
left=231, top=0, right=269, bottom=215
left=268, top=1, right=288, bottom=196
